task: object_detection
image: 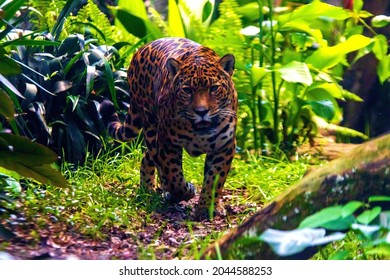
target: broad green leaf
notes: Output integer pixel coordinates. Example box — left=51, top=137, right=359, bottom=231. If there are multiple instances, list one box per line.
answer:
left=113, top=8, right=147, bottom=38
left=0, top=133, right=69, bottom=188
left=280, top=20, right=323, bottom=43
left=0, top=89, right=14, bottom=120
left=322, top=215, right=355, bottom=231
left=357, top=206, right=382, bottom=225
left=306, top=35, right=372, bottom=70
left=307, top=82, right=344, bottom=100
left=236, top=3, right=261, bottom=21
left=279, top=1, right=350, bottom=24
left=251, top=65, right=269, bottom=87
left=342, top=201, right=363, bottom=218
left=306, top=90, right=339, bottom=121
left=377, top=54, right=390, bottom=84
left=357, top=10, right=373, bottom=18
left=371, top=15, right=390, bottom=28
left=299, top=206, right=343, bottom=229
left=353, top=0, right=364, bottom=14
left=118, top=0, right=148, bottom=19
left=202, top=0, right=213, bottom=23
left=306, top=100, right=335, bottom=121
left=113, top=7, right=162, bottom=40
left=168, top=0, right=185, bottom=37
left=0, top=133, right=56, bottom=164
left=277, top=61, right=313, bottom=86
left=372, top=35, right=388, bottom=61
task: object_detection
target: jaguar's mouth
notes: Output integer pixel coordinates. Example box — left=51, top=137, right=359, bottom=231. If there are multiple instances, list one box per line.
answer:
left=194, top=120, right=212, bottom=129
left=193, top=120, right=215, bottom=134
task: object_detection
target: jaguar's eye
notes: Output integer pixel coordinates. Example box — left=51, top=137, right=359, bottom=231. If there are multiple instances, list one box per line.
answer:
left=182, top=87, right=192, bottom=94
left=210, top=85, right=219, bottom=92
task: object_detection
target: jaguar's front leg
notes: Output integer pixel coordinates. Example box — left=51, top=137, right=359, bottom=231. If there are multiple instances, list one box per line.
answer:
left=156, top=142, right=196, bottom=203
left=195, top=147, right=235, bottom=220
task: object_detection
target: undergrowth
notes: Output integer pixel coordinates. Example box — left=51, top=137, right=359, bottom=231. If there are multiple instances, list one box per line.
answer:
left=2, top=142, right=314, bottom=259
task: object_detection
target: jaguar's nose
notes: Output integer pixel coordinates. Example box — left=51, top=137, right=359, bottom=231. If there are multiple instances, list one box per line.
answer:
left=194, top=108, right=209, bottom=117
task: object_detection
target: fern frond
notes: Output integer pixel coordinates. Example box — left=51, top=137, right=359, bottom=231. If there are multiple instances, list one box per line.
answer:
left=86, top=0, right=113, bottom=43
left=148, top=7, right=170, bottom=37
left=28, top=0, right=66, bottom=31
left=202, top=0, right=245, bottom=59
left=69, top=0, right=114, bottom=44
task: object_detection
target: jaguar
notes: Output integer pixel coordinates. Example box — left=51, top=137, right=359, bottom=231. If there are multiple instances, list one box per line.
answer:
left=99, top=37, right=237, bottom=219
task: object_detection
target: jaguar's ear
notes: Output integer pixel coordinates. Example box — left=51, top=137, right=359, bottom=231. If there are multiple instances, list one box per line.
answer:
left=219, top=54, right=235, bottom=76
left=166, top=58, right=181, bottom=80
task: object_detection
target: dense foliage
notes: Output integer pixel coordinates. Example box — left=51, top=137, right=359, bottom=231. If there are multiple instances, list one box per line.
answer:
left=1, top=0, right=389, bottom=163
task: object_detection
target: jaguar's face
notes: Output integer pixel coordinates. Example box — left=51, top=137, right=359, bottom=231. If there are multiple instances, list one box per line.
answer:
left=166, top=54, right=236, bottom=133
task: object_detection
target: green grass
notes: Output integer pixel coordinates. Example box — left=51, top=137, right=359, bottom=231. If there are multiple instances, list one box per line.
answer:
left=7, top=142, right=386, bottom=260
left=1, top=141, right=316, bottom=259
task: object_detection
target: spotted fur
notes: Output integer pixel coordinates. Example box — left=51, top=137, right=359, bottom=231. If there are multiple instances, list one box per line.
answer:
left=99, top=38, right=237, bottom=219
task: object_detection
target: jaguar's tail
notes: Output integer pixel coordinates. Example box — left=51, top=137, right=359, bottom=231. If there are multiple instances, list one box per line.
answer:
left=99, top=100, right=142, bottom=141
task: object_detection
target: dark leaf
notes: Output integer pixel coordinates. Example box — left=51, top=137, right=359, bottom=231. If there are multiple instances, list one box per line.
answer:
left=202, top=1, right=213, bottom=22
left=86, top=65, right=95, bottom=97
left=0, top=133, right=69, bottom=188
left=0, top=89, right=15, bottom=120
left=0, top=74, right=24, bottom=99
left=53, top=81, right=73, bottom=94
left=115, top=8, right=147, bottom=38
left=2, top=39, right=60, bottom=47
left=306, top=100, right=335, bottom=121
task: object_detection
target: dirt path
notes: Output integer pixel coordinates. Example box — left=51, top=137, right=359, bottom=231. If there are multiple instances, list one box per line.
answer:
left=1, top=194, right=255, bottom=260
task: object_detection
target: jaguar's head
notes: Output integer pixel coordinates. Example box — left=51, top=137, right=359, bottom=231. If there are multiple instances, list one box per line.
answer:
left=166, top=51, right=237, bottom=133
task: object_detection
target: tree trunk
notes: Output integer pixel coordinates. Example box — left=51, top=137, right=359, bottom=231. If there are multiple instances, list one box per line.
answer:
left=202, top=133, right=390, bottom=259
